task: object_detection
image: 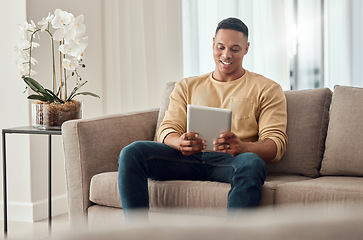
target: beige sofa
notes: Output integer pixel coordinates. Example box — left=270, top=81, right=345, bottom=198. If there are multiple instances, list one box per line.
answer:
left=62, top=84, right=363, bottom=227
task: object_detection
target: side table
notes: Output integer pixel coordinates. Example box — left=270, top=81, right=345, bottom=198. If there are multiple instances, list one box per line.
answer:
left=2, top=126, right=62, bottom=238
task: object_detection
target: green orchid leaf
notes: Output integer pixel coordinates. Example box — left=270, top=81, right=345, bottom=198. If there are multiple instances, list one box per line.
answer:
left=67, top=81, right=89, bottom=101
left=23, top=77, right=47, bottom=94
left=66, top=88, right=77, bottom=101
left=56, top=85, right=61, bottom=97
left=67, top=86, right=79, bottom=101
left=37, top=90, right=56, bottom=102
left=70, top=92, right=100, bottom=99
left=27, top=94, right=50, bottom=101
left=45, top=89, right=64, bottom=103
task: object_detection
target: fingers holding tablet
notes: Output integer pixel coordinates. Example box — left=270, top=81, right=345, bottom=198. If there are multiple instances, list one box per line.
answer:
left=179, top=132, right=206, bottom=155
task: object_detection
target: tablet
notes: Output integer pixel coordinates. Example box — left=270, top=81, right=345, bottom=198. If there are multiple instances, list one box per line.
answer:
left=187, top=104, right=232, bottom=151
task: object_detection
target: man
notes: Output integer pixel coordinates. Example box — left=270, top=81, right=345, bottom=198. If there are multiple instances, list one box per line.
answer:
left=118, top=17, right=287, bottom=220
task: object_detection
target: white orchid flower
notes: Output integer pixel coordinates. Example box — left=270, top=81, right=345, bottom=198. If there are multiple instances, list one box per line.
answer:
left=19, top=49, right=29, bottom=61
left=31, top=41, right=40, bottom=48
left=53, top=28, right=75, bottom=42
left=19, top=63, right=36, bottom=76
left=69, top=15, right=86, bottom=34
left=16, top=55, right=28, bottom=69
left=29, top=69, right=36, bottom=76
left=18, top=22, right=33, bottom=41
left=16, top=60, right=24, bottom=70
left=73, top=33, right=88, bottom=53
left=16, top=47, right=38, bottom=76
left=51, top=9, right=74, bottom=29
left=29, top=57, right=38, bottom=65
left=18, top=22, right=28, bottom=35
left=27, top=69, right=37, bottom=76
left=62, top=58, right=79, bottom=71
left=20, top=65, right=29, bottom=76
left=28, top=20, right=37, bottom=32
left=76, top=24, right=86, bottom=34
left=59, top=40, right=82, bottom=58
left=53, top=28, right=65, bottom=41
left=16, top=40, right=30, bottom=51
left=74, top=15, right=84, bottom=26
left=38, top=12, right=54, bottom=32
left=70, top=23, right=86, bottom=35
left=17, top=50, right=37, bottom=65
left=17, top=51, right=28, bottom=64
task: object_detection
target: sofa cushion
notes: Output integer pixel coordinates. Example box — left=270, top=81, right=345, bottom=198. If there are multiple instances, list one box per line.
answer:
left=267, top=88, right=332, bottom=177
left=154, top=82, right=176, bottom=141
left=90, top=172, right=122, bottom=208
left=320, top=85, right=363, bottom=176
left=90, top=172, right=310, bottom=209
left=261, top=174, right=312, bottom=205
left=275, top=176, right=363, bottom=207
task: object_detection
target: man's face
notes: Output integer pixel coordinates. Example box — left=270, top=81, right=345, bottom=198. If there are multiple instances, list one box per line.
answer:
left=213, top=29, right=249, bottom=81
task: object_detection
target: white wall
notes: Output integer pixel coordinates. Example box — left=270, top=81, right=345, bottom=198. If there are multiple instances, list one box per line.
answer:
left=0, top=0, right=34, bottom=221
left=1, top=0, right=183, bottom=222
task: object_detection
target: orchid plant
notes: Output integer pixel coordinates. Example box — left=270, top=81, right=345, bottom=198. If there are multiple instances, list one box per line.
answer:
left=16, top=9, right=99, bottom=103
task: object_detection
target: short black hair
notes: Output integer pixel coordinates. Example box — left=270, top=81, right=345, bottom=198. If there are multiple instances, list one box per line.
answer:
left=215, top=17, right=248, bottom=38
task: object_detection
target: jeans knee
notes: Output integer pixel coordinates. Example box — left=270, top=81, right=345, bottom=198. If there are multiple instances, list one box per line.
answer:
left=235, top=153, right=267, bottom=177
left=118, top=141, right=148, bottom=171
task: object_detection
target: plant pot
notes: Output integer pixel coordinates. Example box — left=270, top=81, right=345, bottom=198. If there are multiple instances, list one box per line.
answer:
left=32, top=100, right=83, bottom=129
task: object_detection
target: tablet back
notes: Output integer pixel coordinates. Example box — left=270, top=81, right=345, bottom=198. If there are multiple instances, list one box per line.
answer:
left=187, top=105, right=232, bottom=151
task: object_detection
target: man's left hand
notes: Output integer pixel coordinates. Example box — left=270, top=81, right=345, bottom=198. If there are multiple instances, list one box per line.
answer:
left=213, top=131, right=242, bottom=157
left=213, top=131, right=278, bottom=161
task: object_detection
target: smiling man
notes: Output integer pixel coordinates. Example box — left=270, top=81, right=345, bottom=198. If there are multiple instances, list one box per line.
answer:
left=118, top=17, right=288, bottom=221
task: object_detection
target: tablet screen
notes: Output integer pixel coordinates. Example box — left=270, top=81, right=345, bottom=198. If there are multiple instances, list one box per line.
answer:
left=187, top=105, right=232, bottom=151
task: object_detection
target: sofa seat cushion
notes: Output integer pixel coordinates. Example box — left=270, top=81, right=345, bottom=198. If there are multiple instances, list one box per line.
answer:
left=264, top=174, right=312, bottom=188
left=90, top=172, right=311, bottom=209
left=275, top=176, right=363, bottom=207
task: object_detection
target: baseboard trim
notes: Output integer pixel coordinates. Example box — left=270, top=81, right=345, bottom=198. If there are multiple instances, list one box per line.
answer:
left=0, top=194, right=68, bottom=222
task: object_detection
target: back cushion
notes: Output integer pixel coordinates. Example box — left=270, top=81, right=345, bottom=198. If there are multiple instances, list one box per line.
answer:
left=154, top=82, right=176, bottom=141
left=267, top=88, right=332, bottom=177
left=320, top=85, right=363, bottom=176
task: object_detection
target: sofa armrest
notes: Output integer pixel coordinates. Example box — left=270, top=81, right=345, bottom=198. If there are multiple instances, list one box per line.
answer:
left=62, top=109, right=159, bottom=225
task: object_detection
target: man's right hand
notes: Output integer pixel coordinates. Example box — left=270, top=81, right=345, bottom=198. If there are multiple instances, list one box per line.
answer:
left=179, top=132, right=206, bottom=155
left=164, top=132, right=206, bottom=156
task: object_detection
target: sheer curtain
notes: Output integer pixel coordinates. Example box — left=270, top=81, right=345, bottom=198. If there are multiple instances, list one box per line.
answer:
left=102, top=0, right=183, bottom=114
left=182, top=0, right=363, bottom=90
left=325, top=0, right=363, bottom=89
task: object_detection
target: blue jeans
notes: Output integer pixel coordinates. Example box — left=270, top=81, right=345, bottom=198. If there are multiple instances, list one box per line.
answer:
left=118, top=141, right=267, bottom=219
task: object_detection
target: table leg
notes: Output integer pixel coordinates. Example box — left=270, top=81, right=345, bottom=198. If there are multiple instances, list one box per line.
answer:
left=2, top=132, right=7, bottom=238
left=48, top=134, right=52, bottom=232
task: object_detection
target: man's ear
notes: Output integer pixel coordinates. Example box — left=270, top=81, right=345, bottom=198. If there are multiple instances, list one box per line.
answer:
left=212, top=37, right=215, bottom=49
left=245, top=42, right=250, bottom=54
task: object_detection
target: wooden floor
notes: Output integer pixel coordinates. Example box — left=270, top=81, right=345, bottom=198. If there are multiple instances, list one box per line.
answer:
left=0, top=213, right=70, bottom=240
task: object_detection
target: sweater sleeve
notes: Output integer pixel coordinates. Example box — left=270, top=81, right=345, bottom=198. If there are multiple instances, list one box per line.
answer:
left=156, top=80, right=188, bottom=143
left=258, top=83, right=288, bottom=162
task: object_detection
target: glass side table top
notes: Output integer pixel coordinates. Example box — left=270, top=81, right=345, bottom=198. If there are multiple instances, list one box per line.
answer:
left=2, top=126, right=62, bottom=135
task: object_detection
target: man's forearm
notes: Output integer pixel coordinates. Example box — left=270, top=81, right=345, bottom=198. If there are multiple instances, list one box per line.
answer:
left=241, top=138, right=277, bottom=162
left=163, top=132, right=182, bottom=151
